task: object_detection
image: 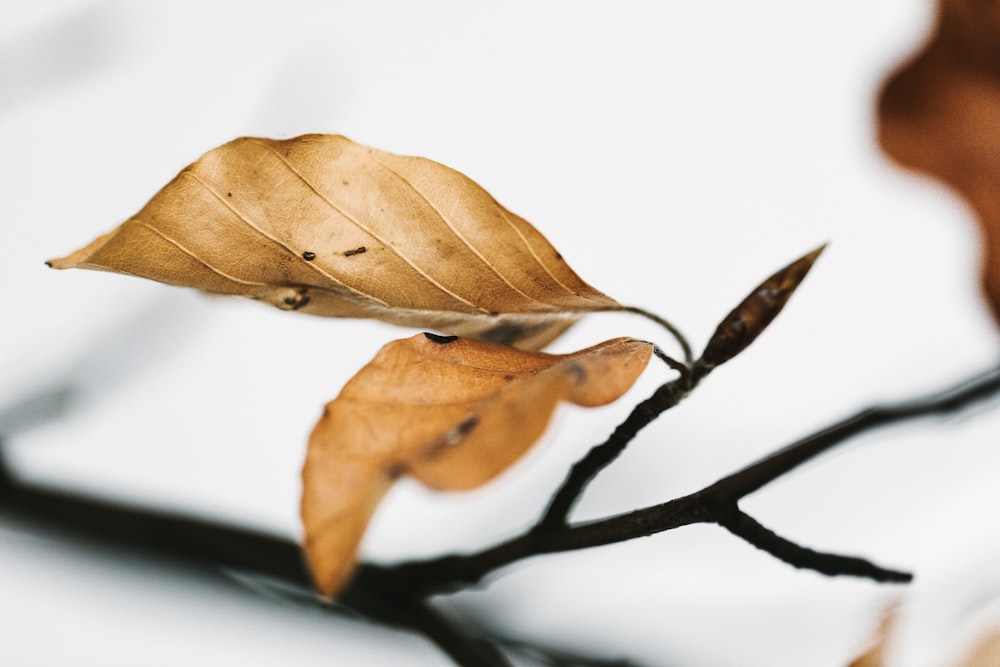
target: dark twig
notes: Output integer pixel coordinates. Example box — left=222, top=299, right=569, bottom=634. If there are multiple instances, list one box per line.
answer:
left=650, top=344, right=691, bottom=380
left=0, top=453, right=508, bottom=667
left=537, top=248, right=829, bottom=535
left=537, top=370, right=694, bottom=530
left=342, top=566, right=513, bottom=667
left=3, top=362, right=1000, bottom=664
left=534, top=341, right=691, bottom=530
left=0, top=455, right=312, bottom=587
left=410, top=605, right=513, bottom=667
left=714, top=507, right=912, bottom=582
left=702, top=363, right=1000, bottom=503
left=390, top=363, right=1000, bottom=595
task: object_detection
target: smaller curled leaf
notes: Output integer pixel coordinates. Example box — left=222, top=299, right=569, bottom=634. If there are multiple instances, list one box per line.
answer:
left=300, top=334, right=653, bottom=597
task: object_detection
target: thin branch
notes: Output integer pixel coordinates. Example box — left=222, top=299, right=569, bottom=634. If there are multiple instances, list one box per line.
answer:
left=0, top=456, right=511, bottom=667
left=536, top=371, right=693, bottom=530
left=537, top=248, right=827, bottom=534
left=407, top=604, right=513, bottom=667
left=715, top=507, right=911, bottom=583
left=703, top=364, right=1000, bottom=503
left=650, top=344, right=691, bottom=380
left=341, top=570, right=514, bottom=667
left=0, top=453, right=312, bottom=588
left=394, top=364, right=1000, bottom=595
left=3, top=363, right=999, bottom=664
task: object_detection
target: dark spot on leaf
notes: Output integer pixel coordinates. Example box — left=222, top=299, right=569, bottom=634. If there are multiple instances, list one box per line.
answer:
left=227, top=192, right=232, bottom=197
left=426, top=415, right=482, bottom=458
left=44, top=261, right=52, bottom=268
left=454, top=416, right=479, bottom=438
left=424, top=332, right=459, bottom=344
left=342, top=180, right=349, bottom=186
left=302, top=251, right=316, bottom=261
left=386, top=463, right=407, bottom=479
left=555, top=253, right=563, bottom=261
left=503, top=374, right=515, bottom=381
left=479, top=322, right=547, bottom=346
left=565, top=362, right=587, bottom=384
left=344, top=246, right=367, bottom=257
left=282, top=289, right=311, bottom=311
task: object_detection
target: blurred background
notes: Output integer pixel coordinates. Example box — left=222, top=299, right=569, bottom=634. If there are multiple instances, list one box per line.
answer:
left=3, top=1, right=1000, bottom=665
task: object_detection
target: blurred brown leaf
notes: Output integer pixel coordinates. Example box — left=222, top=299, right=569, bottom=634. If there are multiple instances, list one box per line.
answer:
left=48, top=134, right=621, bottom=349
left=962, top=627, right=1000, bottom=667
left=878, top=0, right=1000, bottom=324
left=300, top=333, right=652, bottom=597
left=848, top=608, right=896, bottom=667
left=849, top=607, right=1000, bottom=667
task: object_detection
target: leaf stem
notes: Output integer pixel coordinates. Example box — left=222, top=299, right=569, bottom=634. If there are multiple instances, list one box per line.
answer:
left=622, top=305, right=693, bottom=366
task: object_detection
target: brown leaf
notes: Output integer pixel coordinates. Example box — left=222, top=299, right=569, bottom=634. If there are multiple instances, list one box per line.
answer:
left=961, top=627, right=1000, bottom=667
left=877, top=1, right=1000, bottom=325
left=48, top=134, right=621, bottom=349
left=848, top=607, right=896, bottom=667
left=849, top=606, right=1000, bottom=667
left=697, top=245, right=824, bottom=371
left=300, top=333, right=653, bottom=597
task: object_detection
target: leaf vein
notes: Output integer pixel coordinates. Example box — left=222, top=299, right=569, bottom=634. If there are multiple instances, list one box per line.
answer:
left=368, top=156, right=558, bottom=309
left=248, top=139, right=489, bottom=314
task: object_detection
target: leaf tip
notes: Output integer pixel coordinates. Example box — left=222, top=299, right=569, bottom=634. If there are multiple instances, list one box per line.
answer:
left=806, top=242, right=828, bottom=262
left=45, top=256, right=74, bottom=270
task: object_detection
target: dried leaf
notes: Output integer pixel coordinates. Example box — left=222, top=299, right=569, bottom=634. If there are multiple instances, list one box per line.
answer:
left=48, top=134, right=621, bottom=349
left=849, top=606, right=1000, bottom=667
left=300, top=333, right=653, bottom=597
left=877, top=1, right=1000, bottom=324
left=961, top=627, right=1000, bottom=667
left=848, top=607, right=896, bottom=667
left=698, top=245, right=824, bottom=370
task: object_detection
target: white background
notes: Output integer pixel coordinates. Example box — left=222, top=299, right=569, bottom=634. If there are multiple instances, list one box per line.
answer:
left=2, top=1, right=1000, bottom=665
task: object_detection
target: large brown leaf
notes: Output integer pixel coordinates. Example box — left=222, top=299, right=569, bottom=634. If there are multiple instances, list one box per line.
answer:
left=300, top=333, right=653, bottom=597
left=48, top=134, right=621, bottom=349
left=877, top=1, right=1000, bottom=325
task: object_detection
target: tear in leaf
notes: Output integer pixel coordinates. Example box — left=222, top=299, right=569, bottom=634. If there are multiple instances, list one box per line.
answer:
left=48, top=134, right=622, bottom=349
left=878, top=1, right=1000, bottom=326
left=300, top=334, right=653, bottom=597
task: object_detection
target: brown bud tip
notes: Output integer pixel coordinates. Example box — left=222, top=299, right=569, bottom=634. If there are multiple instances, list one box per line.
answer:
left=698, top=244, right=826, bottom=370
